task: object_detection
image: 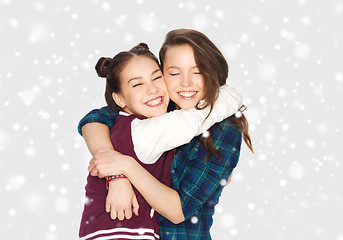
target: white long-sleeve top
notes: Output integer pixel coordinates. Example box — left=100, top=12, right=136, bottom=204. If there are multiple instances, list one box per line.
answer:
left=126, top=84, right=243, bottom=164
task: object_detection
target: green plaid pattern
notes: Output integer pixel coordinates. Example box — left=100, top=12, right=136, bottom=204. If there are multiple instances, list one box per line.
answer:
left=78, top=107, right=242, bottom=239
left=159, top=119, right=241, bottom=239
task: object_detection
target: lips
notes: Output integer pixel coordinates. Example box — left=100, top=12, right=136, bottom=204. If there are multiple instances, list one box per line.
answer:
left=178, top=91, right=197, bottom=99
left=145, top=96, right=163, bottom=107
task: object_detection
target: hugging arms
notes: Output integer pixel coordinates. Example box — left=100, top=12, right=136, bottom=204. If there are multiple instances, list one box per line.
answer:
left=81, top=83, right=242, bottom=221
left=78, top=29, right=253, bottom=240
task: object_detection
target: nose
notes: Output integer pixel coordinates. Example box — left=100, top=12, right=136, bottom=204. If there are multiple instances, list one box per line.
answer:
left=146, top=82, right=158, bottom=94
left=180, top=73, right=193, bottom=87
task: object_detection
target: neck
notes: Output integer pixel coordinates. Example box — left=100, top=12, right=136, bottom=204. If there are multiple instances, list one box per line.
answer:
left=122, top=106, right=133, bottom=115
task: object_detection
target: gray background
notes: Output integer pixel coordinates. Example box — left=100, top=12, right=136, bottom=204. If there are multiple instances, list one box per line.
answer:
left=1, top=0, right=342, bottom=239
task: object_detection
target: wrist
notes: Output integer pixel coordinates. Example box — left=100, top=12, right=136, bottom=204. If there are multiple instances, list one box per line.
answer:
left=121, top=156, right=136, bottom=179
left=106, top=174, right=127, bottom=189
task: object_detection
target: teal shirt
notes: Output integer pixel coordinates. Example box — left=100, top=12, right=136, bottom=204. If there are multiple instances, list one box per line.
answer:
left=78, top=106, right=242, bottom=239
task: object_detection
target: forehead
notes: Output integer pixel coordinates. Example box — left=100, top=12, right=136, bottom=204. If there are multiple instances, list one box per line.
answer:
left=119, top=56, right=160, bottom=82
left=164, top=44, right=196, bottom=65
left=123, top=56, right=158, bottom=72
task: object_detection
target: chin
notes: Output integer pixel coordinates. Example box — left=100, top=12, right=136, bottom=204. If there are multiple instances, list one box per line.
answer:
left=150, top=108, right=168, bottom=117
left=176, top=104, right=196, bottom=110
left=174, top=98, right=199, bottom=110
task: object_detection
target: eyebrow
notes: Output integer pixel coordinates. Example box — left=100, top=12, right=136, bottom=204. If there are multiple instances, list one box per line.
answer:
left=128, top=69, right=161, bottom=83
left=167, top=66, right=179, bottom=70
left=128, top=76, right=142, bottom=83
left=167, top=66, right=198, bottom=70
left=151, top=68, right=161, bottom=75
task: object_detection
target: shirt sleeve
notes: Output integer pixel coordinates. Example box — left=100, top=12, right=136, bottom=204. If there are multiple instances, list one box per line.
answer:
left=131, top=84, right=243, bottom=164
left=178, top=120, right=242, bottom=220
left=77, top=106, right=118, bottom=136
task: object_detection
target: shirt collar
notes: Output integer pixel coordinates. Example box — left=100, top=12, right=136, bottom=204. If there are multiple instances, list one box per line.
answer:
left=119, top=111, right=131, bottom=116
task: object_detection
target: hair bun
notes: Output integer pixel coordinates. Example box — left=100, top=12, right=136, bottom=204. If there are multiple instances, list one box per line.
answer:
left=130, top=43, right=150, bottom=53
left=95, top=57, right=112, bottom=78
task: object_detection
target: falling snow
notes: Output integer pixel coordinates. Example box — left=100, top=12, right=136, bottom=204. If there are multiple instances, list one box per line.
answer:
left=220, top=213, right=236, bottom=229
left=6, top=175, right=27, bottom=191
left=0, top=0, right=341, bottom=239
left=190, top=216, right=199, bottom=224
left=54, top=197, right=71, bottom=213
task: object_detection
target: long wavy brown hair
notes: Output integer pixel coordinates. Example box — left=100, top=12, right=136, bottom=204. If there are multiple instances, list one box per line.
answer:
left=159, top=29, right=254, bottom=159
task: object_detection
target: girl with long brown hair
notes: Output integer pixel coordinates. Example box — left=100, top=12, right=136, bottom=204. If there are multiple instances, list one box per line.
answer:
left=80, top=29, right=253, bottom=239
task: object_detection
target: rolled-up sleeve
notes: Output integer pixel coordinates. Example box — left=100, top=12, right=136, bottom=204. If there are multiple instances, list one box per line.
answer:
left=178, top=120, right=242, bottom=220
left=77, top=106, right=118, bottom=136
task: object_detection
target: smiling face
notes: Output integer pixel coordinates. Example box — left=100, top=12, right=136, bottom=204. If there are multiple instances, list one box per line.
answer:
left=112, top=56, right=169, bottom=118
left=163, top=44, right=205, bottom=110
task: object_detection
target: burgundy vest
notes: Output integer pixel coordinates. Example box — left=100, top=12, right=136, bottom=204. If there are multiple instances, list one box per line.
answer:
left=79, top=114, right=173, bottom=239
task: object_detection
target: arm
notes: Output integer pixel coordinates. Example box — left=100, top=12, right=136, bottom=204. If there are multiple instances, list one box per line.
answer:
left=78, top=106, right=118, bottom=154
left=81, top=91, right=242, bottom=221
left=79, top=85, right=242, bottom=163
left=106, top=178, right=139, bottom=220
left=78, top=106, right=117, bottom=136
left=82, top=123, right=113, bottom=155
left=176, top=120, right=241, bottom=220
left=79, top=107, right=182, bottom=221
left=123, top=158, right=185, bottom=224
left=88, top=149, right=184, bottom=224
left=78, top=107, right=139, bottom=220
left=132, top=84, right=243, bottom=164
left=88, top=120, right=242, bottom=223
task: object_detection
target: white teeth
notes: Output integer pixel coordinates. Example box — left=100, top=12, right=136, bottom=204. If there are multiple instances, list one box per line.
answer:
left=178, top=91, right=196, bottom=97
left=146, top=97, right=162, bottom=106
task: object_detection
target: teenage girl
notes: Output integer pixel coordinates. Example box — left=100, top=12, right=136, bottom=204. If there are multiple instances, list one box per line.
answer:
left=80, top=29, right=254, bottom=239
left=79, top=43, right=243, bottom=239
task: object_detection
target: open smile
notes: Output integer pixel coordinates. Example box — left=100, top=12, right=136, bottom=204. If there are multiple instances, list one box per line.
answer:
left=177, top=91, right=197, bottom=100
left=145, top=96, right=164, bottom=107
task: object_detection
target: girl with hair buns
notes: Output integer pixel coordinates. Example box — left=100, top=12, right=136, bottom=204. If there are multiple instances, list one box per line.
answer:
left=78, top=42, right=243, bottom=239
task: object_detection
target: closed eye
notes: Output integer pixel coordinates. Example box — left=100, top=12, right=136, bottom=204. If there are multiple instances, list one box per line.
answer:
left=194, top=72, right=201, bottom=74
left=170, top=73, right=180, bottom=76
left=133, top=83, right=142, bottom=87
left=153, top=75, right=162, bottom=81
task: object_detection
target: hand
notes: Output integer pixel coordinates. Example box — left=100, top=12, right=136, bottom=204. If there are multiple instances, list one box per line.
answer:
left=106, top=178, right=139, bottom=220
left=225, top=173, right=233, bottom=187
left=88, top=149, right=132, bottom=178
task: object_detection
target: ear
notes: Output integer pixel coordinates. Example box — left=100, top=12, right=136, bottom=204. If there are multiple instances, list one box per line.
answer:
left=112, top=92, right=126, bottom=108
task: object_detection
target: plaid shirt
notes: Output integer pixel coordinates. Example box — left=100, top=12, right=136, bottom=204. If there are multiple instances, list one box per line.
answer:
left=78, top=106, right=242, bottom=240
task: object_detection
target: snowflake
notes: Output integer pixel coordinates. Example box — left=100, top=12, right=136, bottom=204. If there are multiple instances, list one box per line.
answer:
left=190, top=216, right=198, bottom=224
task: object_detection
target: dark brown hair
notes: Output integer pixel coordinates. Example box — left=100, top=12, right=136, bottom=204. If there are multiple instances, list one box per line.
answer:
left=159, top=29, right=254, bottom=158
left=95, top=43, right=160, bottom=111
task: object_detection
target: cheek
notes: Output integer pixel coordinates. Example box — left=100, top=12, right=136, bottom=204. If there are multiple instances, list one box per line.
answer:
left=197, top=77, right=205, bottom=93
left=164, top=78, right=174, bottom=92
left=128, top=89, right=142, bottom=102
left=158, top=80, right=168, bottom=91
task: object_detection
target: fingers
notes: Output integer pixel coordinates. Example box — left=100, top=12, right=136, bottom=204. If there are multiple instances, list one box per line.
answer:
left=132, top=195, right=139, bottom=216
left=106, top=200, right=111, bottom=213
left=106, top=198, right=118, bottom=220
left=90, top=167, right=99, bottom=177
left=124, top=208, right=132, bottom=220
left=109, top=208, right=132, bottom=221
left=89, top=157, right=101, bottom=177
left=117, top=210, right=125, bottom=221
left=89, top=156, right=94, bottom=165
left=88, top=157, right=94, bottom=172
left=88, top=157, right=98, bottom=176
left=110, top=208, right=117, bottom=220
left=225, top=173, right=233, bottom=187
